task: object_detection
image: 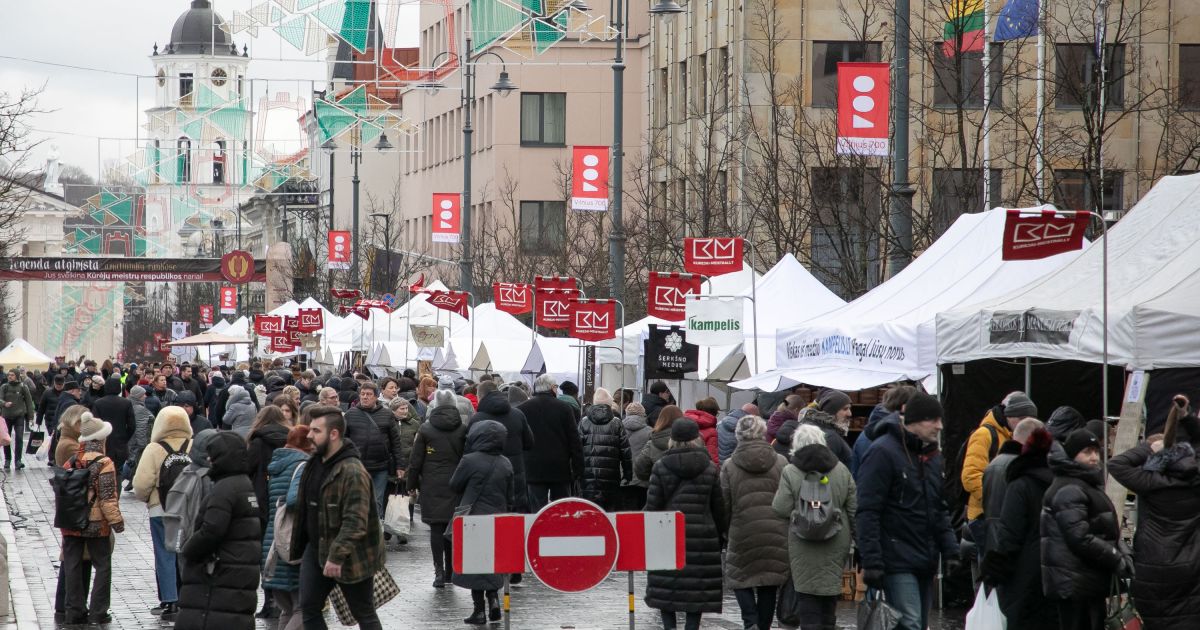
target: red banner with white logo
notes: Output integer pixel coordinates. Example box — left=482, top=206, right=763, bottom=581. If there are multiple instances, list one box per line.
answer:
left=255, top=315, right=283, bottom=336
left=330, top=287, right=362, bottom=299
left=271, top=335, right=296, bottom=353
left=328, top=231, right=352, bottom=269
left=535, top=275, right=578, bottom=292
left=536, top=288, right=580, bottom=329
left=493, top=282, right=533, bottom=315
left=426, top=290, right=470, bottom=319
left=296, top=308, right=324, bottom=332
left=1002, top=209, right=1091, bottom=260
left=571, top=146, right=610, bottom=211
left=284, top=315, right=300, bottom=333
left=432, top=193, right=462, bottom=243
left=647, top=272, right=703, bottom=322
left=568, top=299, right=617, bottom=341
left=199, top=305, right=214, bottom=326
left=684, top=237, right=744, bottom=276
left=836, top=62, right=890, bottom=157
left=219, top=286, right=237, bottom=314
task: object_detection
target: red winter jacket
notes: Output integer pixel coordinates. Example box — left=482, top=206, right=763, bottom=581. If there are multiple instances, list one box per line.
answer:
left=684, top=409, right=720, bottom=465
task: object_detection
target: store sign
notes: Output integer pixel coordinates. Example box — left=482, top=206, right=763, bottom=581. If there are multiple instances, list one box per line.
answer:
left=432, top=193, right=462, bottom=243
left=328, top=231, right=352, bottom=270
left=988, top=310, right=1079, bottom=345
left=411, top=325, right=446, bottom=348
left=683, top=237, right=743, bottom=276
left=218, top=287, right=237, bottom=314
left=568, top=299, right=617, bottom=342
left=570, top=146, right=610, bottom=211
left=647, top=272, right=702, bottom=322
left=644, top=325, right=699, bottom=378
left=493, top=282, right=533, bottom=315
left=835, top=62, right=890, bottom=156
left=776, top=322, right=920, bottom=372
left=685, top=297, right=743, bottom=346
left=1001, top=209, right=1090, bottom=260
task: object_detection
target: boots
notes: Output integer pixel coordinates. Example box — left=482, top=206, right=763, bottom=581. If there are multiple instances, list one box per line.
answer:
left=464, top=591, right=487, bottom=625
left=433, top=563, right=446, bottom=589
left=487, top=591, right=501, bottom=622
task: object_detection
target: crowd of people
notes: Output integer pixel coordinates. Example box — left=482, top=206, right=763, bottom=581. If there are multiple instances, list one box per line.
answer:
left=1, top=356, right=1196, bottom=630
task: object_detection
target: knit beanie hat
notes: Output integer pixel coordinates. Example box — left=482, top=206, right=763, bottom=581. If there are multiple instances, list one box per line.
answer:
left=78, top=412, right=113, bottom=443
left=904, top=393, right=944, bottom=424
left=1004, top=393, right=1038, bottom=419
left=735, top=415, right=766, bottom=442
left=1065, top=428, right=1100, bottom=459
left=670, top=418, right=700, bottom=443
left=437, top=375, right=456, bottom=391
left=624, top=402, right=646, bottom=417
left=129, top=385, right=147, bottom=400
left=818, top=389, right=852, bottom=416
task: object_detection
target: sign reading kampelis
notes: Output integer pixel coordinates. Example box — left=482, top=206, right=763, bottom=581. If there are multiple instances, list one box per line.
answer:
left=685, top=297, right=743, bottom=346
left=0, top=257, right=267, bottom=282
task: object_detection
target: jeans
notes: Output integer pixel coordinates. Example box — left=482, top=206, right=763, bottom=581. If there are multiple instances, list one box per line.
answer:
left=149, top=516, right=179, bottom=603
left=794, top=593, right=838, bottom=630
left=370, top=470, right=389, bottom=516
left=734, top=585, right=778, bottom=629
left=298, top=544, right=382, bottom=630
left=527, top=481, right=572, bottom=512
left=274, top=589, right=303, bottom=630
left=62, top=535, right=112, bottom=622
left=659, top=610, right=702, bottom=630
left=3, top=415, right=25, bottom=464
left=881, top=573, right=934, bottom=630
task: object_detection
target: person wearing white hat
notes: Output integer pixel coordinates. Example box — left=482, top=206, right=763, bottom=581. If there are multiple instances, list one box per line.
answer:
left=60, top=412, right=123, bottom=626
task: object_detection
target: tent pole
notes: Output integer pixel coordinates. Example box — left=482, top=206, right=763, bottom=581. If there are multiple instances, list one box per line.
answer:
left=748, top=240, right=759, bottom=375
left=1099, top=211, right=1110, bottom=480
left=1024, top=357, right=1032, bottom=395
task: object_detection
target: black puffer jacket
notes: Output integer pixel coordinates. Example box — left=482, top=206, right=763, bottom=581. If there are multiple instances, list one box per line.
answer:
left=1040, top=449, right=1123, bottom=601
left=406, top=403, right=467, bottom=524
left=450, top=420, right=514, bottom=591
left=640, top=393, right=670, bottom=425
left=519, top=392, right=582, bottom=484
left=984, top=441, right=1055, bottom=628
left=1109, top=435, right=1200, bottom=630
left=471, top=391, right=534, bottom=511
left=90, top=377, right=136, bottom=463
left=578, top=404, right=632, bottom=506
left=644, top=446, right=726, bottom=614
left=345, top=403, right=401, bottom=474
left=177, top=433, right=262, bottom=630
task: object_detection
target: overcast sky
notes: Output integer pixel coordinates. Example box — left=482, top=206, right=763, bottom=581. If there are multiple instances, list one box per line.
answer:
left=0, top=0, right=418, bottom=179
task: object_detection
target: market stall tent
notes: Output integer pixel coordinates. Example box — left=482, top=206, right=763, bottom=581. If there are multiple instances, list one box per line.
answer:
left=0, top=339, right=54, bottom=369
left=731, top=207, right=1084, bottom=393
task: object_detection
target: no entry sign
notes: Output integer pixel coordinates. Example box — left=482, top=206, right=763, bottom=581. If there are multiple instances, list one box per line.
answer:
left=526, top=499, right=618, bottom=593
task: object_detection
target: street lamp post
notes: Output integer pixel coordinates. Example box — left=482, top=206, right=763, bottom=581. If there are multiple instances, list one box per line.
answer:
left=370, top=212, right=393, bottom=294
left=418, top=39, right=518, bottom=297
left=609, top=0, right=629, bottom=304
left=321, top=115, right=393, bottom=290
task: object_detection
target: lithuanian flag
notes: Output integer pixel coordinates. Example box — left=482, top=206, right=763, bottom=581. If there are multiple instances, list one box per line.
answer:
left=943, top=0, right=985, bottom=56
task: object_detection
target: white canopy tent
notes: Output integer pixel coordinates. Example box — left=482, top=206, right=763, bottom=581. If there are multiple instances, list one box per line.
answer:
left=937, top=173, right=1200, bottom=370
left=0, top=339, right=54, bottom=369
left=732, top=207, right=1085, bottom=393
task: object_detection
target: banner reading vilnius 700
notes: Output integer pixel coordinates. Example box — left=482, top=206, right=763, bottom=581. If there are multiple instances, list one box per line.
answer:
left=571, top=146, right=610, bottom=211
left=836, top=62, right=890, bottom=157
left=432, top=193, right=462, bottom=243
left=328, top=231, right=351, bottom=269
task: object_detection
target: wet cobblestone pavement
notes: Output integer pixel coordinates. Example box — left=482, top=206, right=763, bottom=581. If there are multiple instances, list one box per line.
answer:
left=2, top=464, right=965, bottom=629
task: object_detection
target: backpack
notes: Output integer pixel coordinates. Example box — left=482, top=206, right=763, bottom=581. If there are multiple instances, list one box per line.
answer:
left=946, top=422, right=999, bottom=529
left=163, top=467, right=211, bottom=552
left=52, top=456, right=101, bottom=531
left=157, top=439, right=192, bottom=507
left=789, top=470, right=842, bottom=541
left=271, top=461, right=307, bottom=565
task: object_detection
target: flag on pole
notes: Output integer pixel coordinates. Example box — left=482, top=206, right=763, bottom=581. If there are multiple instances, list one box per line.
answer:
left=1093, top=1, right=1108, bottom=60
left=943, top=0, right=985, bottom=56
left=994, top=0, right=1039, bottom=41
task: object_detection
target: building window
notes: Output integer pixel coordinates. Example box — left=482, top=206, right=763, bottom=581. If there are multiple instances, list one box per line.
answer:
left=812, top=41, right=883, bottom=108
left=933, top=43, right=1004, bottom=108
left=237, top=74, right=244, bottom=99
left=1054, top=169, right=1123, bottom=212
left=809, top=167, right=882, bottom=298
left=655, top=68, right=669, bottom=127
left=1181, top=45, right=1200, bottom=109
left=1055, top=44, right=1125, bottom=109
left=716, top=47, right=730, bottom=114
left=177, top=137, right=192, bottom=183
left=180, top=72, right=194, bottom=102
left=676, top=60, right=688, bottom=120
left=519, top=201, right=566, bottom=254
left=153, top=140, right=162, bottom=182
left=520, top=93, right=566, bottom=146
left=696, top=53, right=708, bottom=115
left=931, top=168, right=1003, bottom=235
left=213, top=139, right=226, bottom=184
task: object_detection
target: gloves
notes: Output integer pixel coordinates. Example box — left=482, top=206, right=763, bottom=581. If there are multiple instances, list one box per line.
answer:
left=862, top=568, right=886, bottom=589
left=944, top=556, right=964, bottom=577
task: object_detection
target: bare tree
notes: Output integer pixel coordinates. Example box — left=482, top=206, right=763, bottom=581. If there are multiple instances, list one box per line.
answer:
left=0, top=88, right=44, bottom=345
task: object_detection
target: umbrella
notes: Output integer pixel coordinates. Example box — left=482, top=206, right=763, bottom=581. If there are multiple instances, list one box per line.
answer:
left=0, top=339, right=54, bottom=369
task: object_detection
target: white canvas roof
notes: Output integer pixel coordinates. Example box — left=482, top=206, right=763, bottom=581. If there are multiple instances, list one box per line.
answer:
left=937, top=173, right=1200, bottom=370
left=733, top=207, right=1084, bottom=392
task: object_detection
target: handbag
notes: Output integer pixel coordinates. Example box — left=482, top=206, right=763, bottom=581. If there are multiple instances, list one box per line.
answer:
left=0, top=416, right=10, bottom=448
left=857, top=590, right=901, bottom=630
left=271, top=462, right=307, bottom=565
left=775, top=576, right=803, bottom=627
left=26, top=422, right=46, bottom=456
left=444, top=458, right=500, bottom=543
left=1106, top=577, right=1141, bottom=630
left=328, top=567, right=400, bottom=626
left=383, top=494, right=411, bottom=537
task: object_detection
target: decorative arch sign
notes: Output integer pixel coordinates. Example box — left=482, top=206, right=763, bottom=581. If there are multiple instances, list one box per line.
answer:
left=0, top=257, right=266, bottom=282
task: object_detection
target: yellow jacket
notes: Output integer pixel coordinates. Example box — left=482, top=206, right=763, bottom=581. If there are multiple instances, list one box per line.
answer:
left=960, top=409, right=1012, bottom=520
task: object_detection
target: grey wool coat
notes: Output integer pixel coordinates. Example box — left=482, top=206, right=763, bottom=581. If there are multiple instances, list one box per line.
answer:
left=772, top=444, right=857, bottom=597
left=720, top=439, right=790, bottom=589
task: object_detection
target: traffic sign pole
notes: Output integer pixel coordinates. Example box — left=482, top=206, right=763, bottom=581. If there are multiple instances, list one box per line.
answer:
left=627, top=571, right=635, bottom=630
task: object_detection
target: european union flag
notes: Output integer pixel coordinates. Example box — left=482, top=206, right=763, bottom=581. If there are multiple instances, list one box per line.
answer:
left=994, top=0, right=1039, bottom=42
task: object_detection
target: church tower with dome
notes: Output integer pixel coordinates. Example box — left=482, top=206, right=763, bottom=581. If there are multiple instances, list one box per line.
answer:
left=142, top=0, right=253, bottom=258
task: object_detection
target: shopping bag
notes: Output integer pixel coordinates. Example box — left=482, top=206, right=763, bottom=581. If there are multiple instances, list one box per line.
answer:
left=0, top=416, right=11, bottom=448
left=775, top=576, right=803, bottom=627
left=1106, top=578, right=1142, bottom=630
left=383, top=494, right=411, bottom=536
left=857, top=590, right=901, bottom=630
left=965, top=586, right=1007, bottom=630
left=328, top=567, right=400, bottom=626
left=25, top=423, right=45, bottom=456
